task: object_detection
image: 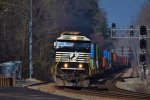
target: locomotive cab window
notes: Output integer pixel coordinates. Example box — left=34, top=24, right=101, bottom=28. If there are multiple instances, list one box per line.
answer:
left=56, top=41, right=91, bottom=52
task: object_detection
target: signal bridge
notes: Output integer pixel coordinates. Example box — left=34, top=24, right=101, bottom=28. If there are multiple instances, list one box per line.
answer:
left=110, top=24, right=149, bottom=80
left=111, top=28, right=150, bottom=38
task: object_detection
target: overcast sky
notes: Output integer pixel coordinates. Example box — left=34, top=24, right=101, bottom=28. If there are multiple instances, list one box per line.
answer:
left=99, top=0, right=147, bottom=27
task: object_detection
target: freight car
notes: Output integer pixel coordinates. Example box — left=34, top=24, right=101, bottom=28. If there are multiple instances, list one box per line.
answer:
left=54, top=32, right=129, bottom=85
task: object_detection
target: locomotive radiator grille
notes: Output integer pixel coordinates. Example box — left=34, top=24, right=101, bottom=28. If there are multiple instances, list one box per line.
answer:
left=55, top=52, right=90, bottom=63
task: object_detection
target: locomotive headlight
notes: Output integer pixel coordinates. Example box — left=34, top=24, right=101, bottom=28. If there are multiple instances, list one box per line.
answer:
left=71, top=36, right=77, bottom=40
left=64, top=63, right=68, bottom=68
left=79, top=64, right=83, bottom=68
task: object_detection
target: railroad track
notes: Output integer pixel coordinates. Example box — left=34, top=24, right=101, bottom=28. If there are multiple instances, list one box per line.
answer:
left=56, top=85, right=150, bottom=100
left=24, top=81, right=52, bottom=87
left=56, top=68, right=150, bottom=100
left=24, top=68, right=150, bottom=99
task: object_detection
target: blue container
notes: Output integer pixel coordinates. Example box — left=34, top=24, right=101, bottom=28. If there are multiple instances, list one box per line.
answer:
left=1, top=62, right=15, bottom=77
left=0, top=61, right=22, bottom=79
left=103, top=50, right=108, bottom=58
left=90, top=43, right=94, bottom=59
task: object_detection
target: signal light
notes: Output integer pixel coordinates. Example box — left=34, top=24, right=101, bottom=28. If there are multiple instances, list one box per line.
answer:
left=129, top=46, right=131, bottom=52
left=140, top=38, right=146, bottom=49
left=121, top=46, right=124, bottom=53
left=130, top=25, right=134, bottom=36
left=111, top=23, right=116, bottom=37
left=140, top=54, right=146, bottom=62
left=130, top=31, right=134, bottom=36
left=130, top=25, right=134, bottom=29
left=112, top=23, right=116, bottom=29
left=140, top=25, right=147, bottom=35
left=112, top=31, right=116, bottom=37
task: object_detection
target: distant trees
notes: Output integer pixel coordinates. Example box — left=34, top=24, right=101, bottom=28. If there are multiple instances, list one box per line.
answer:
left=37, top=0, right=108, bottom=36
left=0, top=0, right=29, bottom=75
left=136, top=1, right=150, bottom=27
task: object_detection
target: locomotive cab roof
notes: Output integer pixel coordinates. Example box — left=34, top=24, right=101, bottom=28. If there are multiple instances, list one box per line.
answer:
left=57, top=31, right=91, bottom=41
left=61, top=32, right=81, bottom=35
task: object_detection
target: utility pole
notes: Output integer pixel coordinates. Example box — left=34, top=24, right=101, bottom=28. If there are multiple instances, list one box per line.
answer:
left=29, top=0, right=33, bottom=79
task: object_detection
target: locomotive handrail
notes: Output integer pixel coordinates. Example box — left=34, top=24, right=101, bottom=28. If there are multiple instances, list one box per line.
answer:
left=54, top=56, right=62, bottom=75
left=51, top=57, right=62, bottom=82
left=88, top=59, right=92, bottom=76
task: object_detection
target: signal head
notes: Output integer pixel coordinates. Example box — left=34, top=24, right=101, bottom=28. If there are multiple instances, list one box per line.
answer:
left=140, top=25, right=147, bottom=35
left=140, top=38, right=146, bottom=49
left=112, top=23, right=116, bottom=29
left=129, top=46, right=131, bottom=52
left=139, top=54, right=146, bottom=62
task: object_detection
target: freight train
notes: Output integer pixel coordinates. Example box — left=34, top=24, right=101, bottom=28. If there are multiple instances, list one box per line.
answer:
left=54, top=32, right=130, bottom=85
